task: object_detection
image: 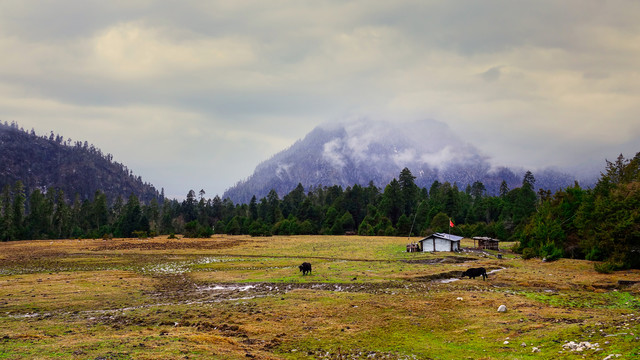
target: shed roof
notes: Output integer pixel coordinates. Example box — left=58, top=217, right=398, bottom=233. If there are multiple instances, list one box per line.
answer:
left=473, top=236, right=500, bottom=242
left=419, top=233, right=463, bottom=242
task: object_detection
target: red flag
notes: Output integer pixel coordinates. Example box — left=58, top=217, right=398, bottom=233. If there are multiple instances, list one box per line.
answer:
left=449, top=219, right=455, bottom=227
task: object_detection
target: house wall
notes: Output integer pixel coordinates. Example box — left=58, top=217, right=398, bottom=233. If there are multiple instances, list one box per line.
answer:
left=421, top=238, right=460, bottom=252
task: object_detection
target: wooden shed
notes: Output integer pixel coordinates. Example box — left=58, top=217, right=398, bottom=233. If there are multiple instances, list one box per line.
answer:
left=419, top=233, right=462, bottom=252
left=473, top=236, right=500, bottom=250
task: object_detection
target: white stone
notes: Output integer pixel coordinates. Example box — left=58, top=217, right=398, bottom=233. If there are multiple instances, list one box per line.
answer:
left=497, top=305, right=507, bottom=312
left=531, top=347, right=540, bottom=353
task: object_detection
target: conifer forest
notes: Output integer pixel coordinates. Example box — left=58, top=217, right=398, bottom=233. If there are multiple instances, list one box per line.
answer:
left=1, top=153, right=638, bottom=271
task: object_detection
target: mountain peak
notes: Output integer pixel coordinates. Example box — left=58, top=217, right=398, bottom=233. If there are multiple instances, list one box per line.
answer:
left=223, top=119, right=577, bottom=203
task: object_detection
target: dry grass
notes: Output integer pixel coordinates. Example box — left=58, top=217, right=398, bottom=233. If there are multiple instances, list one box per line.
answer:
left=1, top=235, right=639, bottom=359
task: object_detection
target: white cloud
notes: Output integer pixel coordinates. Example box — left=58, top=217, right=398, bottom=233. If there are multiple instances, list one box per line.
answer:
left=90, top=22, right=257, bottom=80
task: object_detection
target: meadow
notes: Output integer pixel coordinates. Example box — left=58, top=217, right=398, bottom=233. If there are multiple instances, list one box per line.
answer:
left=1, top=235, right=639, bottom=359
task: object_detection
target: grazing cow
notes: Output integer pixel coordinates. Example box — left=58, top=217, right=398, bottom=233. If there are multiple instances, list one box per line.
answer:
left=299, top=262, right=312, bottom=275
left=461, top=267, right=487, bottom=280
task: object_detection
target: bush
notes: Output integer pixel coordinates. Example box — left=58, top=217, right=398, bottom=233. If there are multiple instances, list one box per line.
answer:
left=594, top=261, right=625, bottom=274
left=184, top=220, right=211, bottom=238
left=132, top=230, right=148, bottom=239
left=541, top=243, right=563, bottom=262
left=249, top=221, right=272, bottom=237
left=521, top=247, right=537, bottom=260
left=594, top=262, right=615, bottom=274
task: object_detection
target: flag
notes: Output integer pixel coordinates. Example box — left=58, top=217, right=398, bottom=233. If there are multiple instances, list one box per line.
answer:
left=449, top=219, right=455, bottom=228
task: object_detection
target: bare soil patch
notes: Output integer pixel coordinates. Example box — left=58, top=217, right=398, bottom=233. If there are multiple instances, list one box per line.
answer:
left=92, top=238, right=246, bottom=251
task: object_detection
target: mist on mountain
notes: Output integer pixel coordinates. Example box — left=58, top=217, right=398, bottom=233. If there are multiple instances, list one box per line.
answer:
left=224, top=119, right=586, bottom=203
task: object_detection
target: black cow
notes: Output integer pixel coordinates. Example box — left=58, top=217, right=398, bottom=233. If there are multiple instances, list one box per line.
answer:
left=461, top=267, right=487, bottom=280
left=299, top=262, right=312, bottom=275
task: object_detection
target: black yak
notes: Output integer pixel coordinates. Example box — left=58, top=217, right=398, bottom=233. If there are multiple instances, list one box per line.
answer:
left=299, top=262, right=312, bottom=275
left=461, top=267, right=487, bottom=280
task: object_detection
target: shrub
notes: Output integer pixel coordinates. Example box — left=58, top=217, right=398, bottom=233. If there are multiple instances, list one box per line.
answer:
left=594, top=261, right=625, bottom=274
left=541, top=243, right=563, bottom=262
left=184, top=220, right=202, bottom=238
left=594, top=262, right=615, bottom=274
left=521, top=247, right=536, bottom=260
left=132, top=230, right=148, bottom=239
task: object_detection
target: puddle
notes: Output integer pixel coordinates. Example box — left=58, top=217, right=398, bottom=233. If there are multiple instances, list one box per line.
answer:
left=198, top=284, right=256, bottom=292
left=440, top=278, right=460, bottom=284
left=142, top=257, right=240, bottom=275
left=7, top=282, right=409, bottom=321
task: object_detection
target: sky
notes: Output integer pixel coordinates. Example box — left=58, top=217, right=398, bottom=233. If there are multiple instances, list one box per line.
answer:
left=1, top=1, right=639, bottom=199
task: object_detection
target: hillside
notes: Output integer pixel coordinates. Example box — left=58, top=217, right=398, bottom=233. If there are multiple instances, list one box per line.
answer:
left=224, top=119, right=581, bottom=203
left=0, top=121, right=161, bottom=204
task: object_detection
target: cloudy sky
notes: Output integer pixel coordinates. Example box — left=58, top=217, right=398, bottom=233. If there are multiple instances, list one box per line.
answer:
left=1, top=1, right=639, bottom=198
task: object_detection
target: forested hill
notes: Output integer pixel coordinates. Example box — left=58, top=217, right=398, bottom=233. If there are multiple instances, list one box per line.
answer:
left=0, top=121, right=161, bottom=204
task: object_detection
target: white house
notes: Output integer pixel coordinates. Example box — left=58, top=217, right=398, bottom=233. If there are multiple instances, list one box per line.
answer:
left=419, top=233, right=463, bottom=252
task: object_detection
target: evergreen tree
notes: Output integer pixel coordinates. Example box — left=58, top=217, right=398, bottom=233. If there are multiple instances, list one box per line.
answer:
left=52, top=189, right=70, bottom=238
left=92, top=191, right=109, bottom=233
left=11, top=181, right=26, bottom=240
left=115, top=195, right=148, bottom=237
left=249, top=195, right=258, bottom=220
left=398, top=168, right=418, bottom=216
left=339, top=211, right=355, bottom=233
left=265, top=189, right=283, bottom=224
left=1, top=184, right=12, bottom=241
left=380, top=178, right=402, bottom=225
left=499, top=180, right=509, bottom=197
left=183, top=190, right=197, bottom=222
left=146, top=198, right=160, bottom=234
left=26, top=189, right=48, bottom=239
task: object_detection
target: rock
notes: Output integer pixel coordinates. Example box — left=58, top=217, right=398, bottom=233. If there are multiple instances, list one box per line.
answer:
left=503, top=341, right=509, bottom=345
left=497, top=305, right=507, bottom=312
left=531, top=347, right=540, bottom=353
left=562, top=341, right=600, bottom=352
left=456, top=297, right=463, bottom=301
left=603, top=355, right=622, bottom=360
left=521, top=342, right=527, bottom=347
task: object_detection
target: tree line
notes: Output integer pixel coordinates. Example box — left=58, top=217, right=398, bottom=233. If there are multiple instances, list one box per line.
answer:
left=1, top=153, right=638, bottom=270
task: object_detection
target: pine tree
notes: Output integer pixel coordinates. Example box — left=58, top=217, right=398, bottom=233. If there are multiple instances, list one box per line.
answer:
left=398, top=168, right=418, bottom=216
left=0, top=184, right=11, bottom=241
left=11, top=181, right=26, bottom=240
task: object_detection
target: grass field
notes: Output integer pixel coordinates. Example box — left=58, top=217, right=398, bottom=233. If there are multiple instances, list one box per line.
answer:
left=1, top=235, right=639, bottom=359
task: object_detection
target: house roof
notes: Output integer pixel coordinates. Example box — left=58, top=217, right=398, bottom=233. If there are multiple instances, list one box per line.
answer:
left=419, top=233, right=464, bottom=242
left=473, top=236, right=500, bottom=242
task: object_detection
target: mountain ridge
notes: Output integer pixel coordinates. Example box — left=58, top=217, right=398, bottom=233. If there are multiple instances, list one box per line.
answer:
left=0, top=121, right=161, bottom=204
left=224, top=119, right=588, bottom=203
